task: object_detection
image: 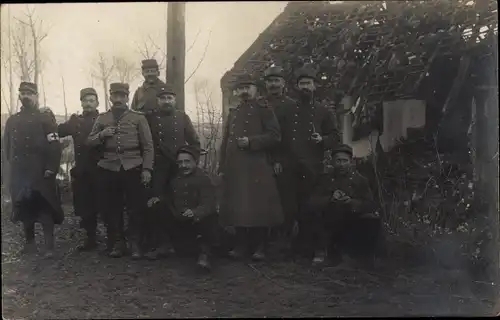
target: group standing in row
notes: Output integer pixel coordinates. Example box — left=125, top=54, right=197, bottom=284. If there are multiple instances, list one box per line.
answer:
left=4, top=58, right=381, bottom=270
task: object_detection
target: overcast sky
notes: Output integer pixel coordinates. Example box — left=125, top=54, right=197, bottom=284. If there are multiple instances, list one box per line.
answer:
left=1, top=2, right=286, bottom=119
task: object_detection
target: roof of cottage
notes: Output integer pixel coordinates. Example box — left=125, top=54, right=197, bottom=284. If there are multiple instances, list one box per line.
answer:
left=221, top=0, right=498, bottom=105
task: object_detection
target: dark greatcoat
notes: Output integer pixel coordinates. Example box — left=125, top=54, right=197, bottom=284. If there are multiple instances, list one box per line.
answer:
left=58, top=110, right=100, bottom=220
left=219, top=98, right=283, bottom=227
left=145, top=109, right=200, bottom=197
left=3, top=107, right=63, bottom=224
left=264, top=94, right=300, bottom=222
left=130, top=78, right=166, bottom=113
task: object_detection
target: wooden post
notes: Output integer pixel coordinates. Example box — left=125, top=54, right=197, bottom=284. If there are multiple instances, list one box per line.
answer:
left=166, top=2, right=186, bottom=111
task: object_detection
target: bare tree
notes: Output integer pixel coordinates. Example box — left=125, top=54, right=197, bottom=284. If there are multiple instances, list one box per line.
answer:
left=0, top=5, right=16, bottom=115
left=112, top=56, right=140, bottom=84
left=135, top=34, right=167, bottom=76
left=185, top=29, right=212, bottom=85
left=11, top=5, right=49, bottom=85
left=193, top=79, right=223, bottom=174
left=91, top=52, right=115, bottom=111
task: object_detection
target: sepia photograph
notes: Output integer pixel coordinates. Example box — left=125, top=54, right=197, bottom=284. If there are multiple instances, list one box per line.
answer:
left=1, top=1, right=498, bottom=318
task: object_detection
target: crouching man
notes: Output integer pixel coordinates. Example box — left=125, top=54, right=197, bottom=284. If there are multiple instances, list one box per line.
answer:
left=306, top=144, right=381, bottom=266
left=148, top=145, right=217, bottom=270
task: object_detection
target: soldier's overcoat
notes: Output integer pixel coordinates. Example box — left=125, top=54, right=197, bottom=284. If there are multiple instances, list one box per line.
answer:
left=3, top=107, right=64, bottom=224
left=219, top=98, right=283, bottom=227
left=146, top=109, right=200, bottom=196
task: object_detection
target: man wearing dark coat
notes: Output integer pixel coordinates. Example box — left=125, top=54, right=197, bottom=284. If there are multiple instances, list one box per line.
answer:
left=87, top=83, right=154, bottom=259
left=306, top=144, right=380, bottom=265
left=130, top=59, right=166, bottom=114
left=3, top=82, right=63, bottom=258
left=144, top=83, right=200, bottom=259
left=288, top=65, right=341, bottom=256
left=219, top=73, right=283, bottom=261
left=262, top=66, right=301, bottom=241
left=149, top=145, right=217, bottom=270
left=58, top=87, right=101, bottom=251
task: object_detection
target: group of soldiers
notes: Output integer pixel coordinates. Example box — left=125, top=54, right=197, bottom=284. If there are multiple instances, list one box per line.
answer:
left=3, top=58, right=381, bottom=271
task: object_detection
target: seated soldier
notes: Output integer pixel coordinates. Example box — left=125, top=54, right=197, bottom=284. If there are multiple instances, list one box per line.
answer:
left=306, top=144, right=381, bottom=266
left=148, top=145, right=217, bottom=270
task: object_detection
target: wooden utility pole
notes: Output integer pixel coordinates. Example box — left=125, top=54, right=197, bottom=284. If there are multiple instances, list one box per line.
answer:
left=8, top=4, right=15, bottom=114
left=166, top=2, right=186, bottom=111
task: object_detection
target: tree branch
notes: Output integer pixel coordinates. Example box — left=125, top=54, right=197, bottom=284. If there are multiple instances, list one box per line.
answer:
left=185, top=30, right=212, bottom=84
left=186, top=28, right=201, bottom=54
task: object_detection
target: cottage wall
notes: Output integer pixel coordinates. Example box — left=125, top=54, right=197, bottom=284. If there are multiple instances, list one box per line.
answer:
left=341, top=96, right=426, bottom=158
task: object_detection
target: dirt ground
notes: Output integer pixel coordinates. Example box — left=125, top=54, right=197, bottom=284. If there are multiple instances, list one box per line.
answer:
left=1, top=206, right=497, bottom=319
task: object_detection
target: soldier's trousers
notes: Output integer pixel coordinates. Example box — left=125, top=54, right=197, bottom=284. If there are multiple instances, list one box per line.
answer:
left=70, top=167, right=99, bottom=236
left=310, top=206, right=381, bottom=257
left=287, top=161, right=322, bottom=253
left=171, top=214, right=218, bottom=255
left=97, top=166, right=147, bottom=248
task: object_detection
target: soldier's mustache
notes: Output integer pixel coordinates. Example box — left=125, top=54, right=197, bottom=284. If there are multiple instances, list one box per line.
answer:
left=21, top=98, right=33, bottom=106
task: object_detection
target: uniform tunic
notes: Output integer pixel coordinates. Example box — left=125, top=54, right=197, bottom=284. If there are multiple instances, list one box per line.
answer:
left=219, top=98, right=283, bottom=227
left=146, top=109, right=200, bottom=196
left=3, top=107, right=63, bottom=224
left=58, top=110, right=100, bottom=220
left=169, top=168, right=216, bottom=221
left=131, top=78, right=166, bottom=113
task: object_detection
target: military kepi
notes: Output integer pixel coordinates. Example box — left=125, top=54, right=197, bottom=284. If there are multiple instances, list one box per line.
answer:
left=142, top=59, right=159, bottom=70
left=264, top=66, right=285, bottom=79
left=177, top=144, right=201, bottom=162
left=80, top=87, right=98, bottom=101
left=296, top=65, right=318, bottom=82
left=157, top=83, right=176, bottom=97
left=233, top=73, right=257, bottom=89
left=332, top=144, right=353, bottom=157
left=19, top=81, right=37, bottom=94
left=109, top=83, right=130, bottom=95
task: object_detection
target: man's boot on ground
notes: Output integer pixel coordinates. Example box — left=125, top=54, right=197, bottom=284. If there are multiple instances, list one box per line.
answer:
left=109, top=237, right=125, bottom=258
left=312, top=249, right=326, bottom=266
left=41, top=215, right=55, bottom=259
left=228, top=244, right=245, bottom=259
left=197, top=244, right=212, bottom=271
left=130, top=241, right=144, bottom=260
left=145, top=243, right=175, bottom=260
left=78, top=229, right=98, bottom=252
left=251, top=244, right=267, bottom=261
left=21, top=224, right=37, bottom=255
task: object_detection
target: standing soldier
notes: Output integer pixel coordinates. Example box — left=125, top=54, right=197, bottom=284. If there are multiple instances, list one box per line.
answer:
left=144, top=83, right=200, bottom=259
left=58, top=88, right=100, bottom=251
left=219, top=73, right=283, bottom=261
left=131, top=59, right=166, bottom=113
left=286, top=65, right=340, bottom=256
left=262, top=66, right=300, bottom=243
left=87, top=83, right=154, bottom=259
left=3, top=82, right=63, bottom=258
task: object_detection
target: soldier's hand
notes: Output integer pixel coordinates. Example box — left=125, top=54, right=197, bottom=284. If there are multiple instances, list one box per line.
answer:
left=100, top=126, right=117, bottom=138
left=331, top=190, right=345, bottom=202
left=339, top=195, right=352, bottom=204
left=147, top=197, right=160, bottom=208
left=44, top=170, right=55, bottom=178
left=141, top=170, right=152, bottom=185
left=182, top=209, right=194, bottom=218
left=273, top=163, right=283, bottom=175
left=311, top=132, right=323, bottom=144
left=237, top=137, right=249, bottom=148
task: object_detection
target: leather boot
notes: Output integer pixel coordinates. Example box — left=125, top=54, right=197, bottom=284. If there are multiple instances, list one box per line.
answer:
left=109, top=238, right=125, bottom=258
left=197, top=244, right=211, bottom=270
left=21, top=223, right=37, bottom=255
left=251, top=245, right=266, bottom=261
left=130, top=241, right=144, bottom=260
left=78, top=229, right=98, bottom=251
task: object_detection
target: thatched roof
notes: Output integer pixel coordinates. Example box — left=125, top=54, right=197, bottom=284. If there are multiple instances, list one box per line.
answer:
left=221, top=0, right=498, bottom=105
